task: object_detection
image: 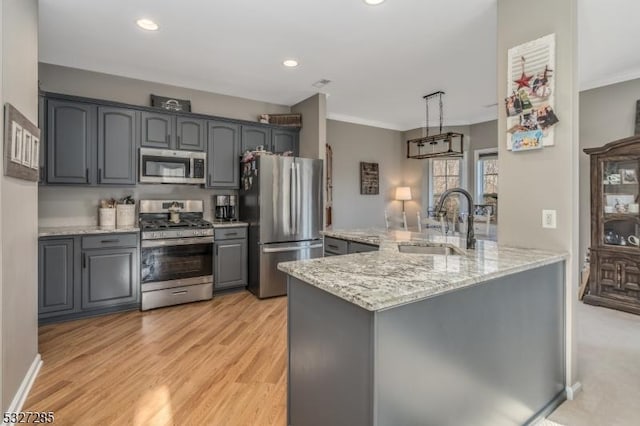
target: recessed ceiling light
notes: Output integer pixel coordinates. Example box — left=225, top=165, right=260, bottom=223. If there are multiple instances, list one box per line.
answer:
left=136, top=18, right=159, bottom=31
left=283, top=59, right=299, bottom=68
left=364, top=0, right=386, bottom=5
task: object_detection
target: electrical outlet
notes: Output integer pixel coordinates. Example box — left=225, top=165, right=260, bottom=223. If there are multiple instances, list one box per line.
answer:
left=542, top=210, right=557, bottom=229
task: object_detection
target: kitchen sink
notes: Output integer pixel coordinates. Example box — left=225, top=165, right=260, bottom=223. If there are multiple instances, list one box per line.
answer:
left=397, top=244, right=460, bottom=255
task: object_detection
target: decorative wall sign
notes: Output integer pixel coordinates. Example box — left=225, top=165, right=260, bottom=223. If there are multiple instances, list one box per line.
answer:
left=150, top=94, right=191, bottom=112
left=3, top=103, right=40, bottom=181
left=360, top=162, right=379, bottom=195
left=506, top=34, right=558, bottom=151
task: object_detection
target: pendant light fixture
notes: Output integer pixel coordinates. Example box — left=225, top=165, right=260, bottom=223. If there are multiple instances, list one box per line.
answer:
left=406, top=91, right=464, bottom=159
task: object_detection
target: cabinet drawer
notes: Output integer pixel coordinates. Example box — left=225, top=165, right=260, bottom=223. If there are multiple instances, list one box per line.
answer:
left=82, top=233, right=138, bottom=249
left=348, top=241, right=378, bottom=254
left=324, top=237, right=348, bottom=255
left=142, top=283, right=213, bottom=311
left=214, top=227, right=247, bottom=240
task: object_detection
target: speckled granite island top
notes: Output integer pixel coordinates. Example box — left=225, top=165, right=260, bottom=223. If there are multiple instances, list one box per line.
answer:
left=39, top=225, right=140, bottom=237
left=277, top=229, right=568, bottom=312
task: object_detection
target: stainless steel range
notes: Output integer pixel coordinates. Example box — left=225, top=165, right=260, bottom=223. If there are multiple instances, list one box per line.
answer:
left=139, top=200, right=214, bottom=311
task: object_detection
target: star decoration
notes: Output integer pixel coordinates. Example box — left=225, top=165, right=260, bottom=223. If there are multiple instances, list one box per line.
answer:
left=514, top=72, right=533, bottom=90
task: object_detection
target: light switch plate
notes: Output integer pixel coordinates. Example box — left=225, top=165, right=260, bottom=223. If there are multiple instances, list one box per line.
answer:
left=542, top=210, right=557, bottom=229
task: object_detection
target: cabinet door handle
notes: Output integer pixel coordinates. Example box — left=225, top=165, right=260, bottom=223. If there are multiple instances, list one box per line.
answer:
left=82, top=253, right=87, bottom=269
left=101, top=239, right=120, bottom=244
left=166, top=134, right=170, bottom=144
left=98, top=168, right=102, bottom=184
left=327, top=244, right=339, bottom=250
left=40, top=167, right=44, bottom=182
left=85, top=168, right=89, bottom=183
left=177, top=135, right=181, bottom=146
left=172, top=290, right=188, bottom=296
left=225, top=232, right=238, bottom=236
left=209, top=174, right=212, bottom=186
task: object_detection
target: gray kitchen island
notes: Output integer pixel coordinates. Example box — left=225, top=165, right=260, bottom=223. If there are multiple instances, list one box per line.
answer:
left=278, top=230, right=568, bottom=426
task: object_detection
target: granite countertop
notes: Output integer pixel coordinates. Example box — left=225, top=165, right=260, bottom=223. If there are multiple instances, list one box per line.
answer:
left=277, top=229, right=568, bottom=312
left=212, top=221, right=249, bottom=228
left=39, top=225, right=140, bottom=237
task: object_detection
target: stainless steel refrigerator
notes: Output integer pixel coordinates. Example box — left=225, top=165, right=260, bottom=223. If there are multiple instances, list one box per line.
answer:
left=240, top=156, right=323, bottom=298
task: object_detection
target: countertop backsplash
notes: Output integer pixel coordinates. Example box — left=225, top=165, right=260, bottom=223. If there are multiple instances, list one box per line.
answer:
left=38, top=185, right=237, bottom=227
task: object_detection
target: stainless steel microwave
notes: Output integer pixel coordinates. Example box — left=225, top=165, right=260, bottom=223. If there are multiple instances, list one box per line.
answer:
left=139, top=148, right=206, bottom=184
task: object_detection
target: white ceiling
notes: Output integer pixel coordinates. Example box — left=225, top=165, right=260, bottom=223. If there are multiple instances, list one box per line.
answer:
left=38, top=0, right=640, bottom=131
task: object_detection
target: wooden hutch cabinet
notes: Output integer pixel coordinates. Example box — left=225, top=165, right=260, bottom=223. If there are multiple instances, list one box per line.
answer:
left=584, top=136, right=640, bottom=315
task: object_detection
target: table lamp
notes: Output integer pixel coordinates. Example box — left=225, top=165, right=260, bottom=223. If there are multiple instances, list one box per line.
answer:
left=395, top=186, right=412, bottom=212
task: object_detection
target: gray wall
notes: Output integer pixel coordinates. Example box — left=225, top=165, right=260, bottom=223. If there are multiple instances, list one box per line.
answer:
left=39, top=186, right=233, bottom=227
left=578, top=78, right=640, bottom=262
left=37, top=64, right=294, bottom=226
left=292, top=94, right=327, bottom=227
left=497, top=0, right=579, bottom=387
left=326, top=120, right=403, bottom=229
left=469, top=119, right=499, bottom=192
left=401, top=125, right=471, bottom=228
left=39, top=63, right=290, bottom=121
left=1, top=0, right=39, bottom=410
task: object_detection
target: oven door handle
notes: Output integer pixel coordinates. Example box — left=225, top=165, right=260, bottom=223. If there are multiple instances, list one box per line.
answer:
left=141, top=236, right=214, bottom=248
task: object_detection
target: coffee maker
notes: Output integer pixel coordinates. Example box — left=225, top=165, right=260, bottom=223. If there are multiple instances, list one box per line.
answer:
left=214, top=195, right=238, bottom=221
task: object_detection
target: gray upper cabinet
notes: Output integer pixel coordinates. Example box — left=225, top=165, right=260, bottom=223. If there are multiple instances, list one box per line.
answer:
left=207, top=120, right=240, bottom=188
left=214, top=238, right=247, bottom=290
left=81, top=247, right=139, bottom=310
left=176, top=117, right=206, bottom=151
left=272, top=129, right=299, bottom=156
left=241, top=125, right=272, bottom=153
left=140, top=111, right=174, bottom=149
left=47, top=99, right=96, bottom=184
left=39, top=238, right=75, bottom=315
left=97, top=107, right=138, bottom=185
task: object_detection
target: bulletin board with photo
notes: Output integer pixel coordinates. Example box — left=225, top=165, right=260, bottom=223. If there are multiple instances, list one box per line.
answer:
left=4, top=103, right=40, bottom=181
left=505, top=34, right=559, bottom=152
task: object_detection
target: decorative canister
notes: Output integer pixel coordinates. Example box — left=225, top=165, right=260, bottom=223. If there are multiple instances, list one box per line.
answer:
left=99, top=208, right=116, bottom=229
left=116, top=204, right=136, bottom=228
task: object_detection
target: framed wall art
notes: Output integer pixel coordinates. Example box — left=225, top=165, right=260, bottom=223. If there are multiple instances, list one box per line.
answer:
left=506, top=33, right=559, bottom=151
left=360, top=162, right=379, bottom=195
left=3, top=103, right=40, bottom=182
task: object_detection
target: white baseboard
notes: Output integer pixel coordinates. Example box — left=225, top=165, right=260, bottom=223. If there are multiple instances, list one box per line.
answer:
left=5, top=354, right=42, bottom=418
left=565, top=381, right=582, bottom=400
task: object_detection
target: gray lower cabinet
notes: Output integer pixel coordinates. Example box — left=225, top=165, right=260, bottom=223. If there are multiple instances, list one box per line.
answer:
left=97, top=107, right=137, bottom=185
left=140, top=111, right=174, bottom=149
left=241, top=125, right=272, bottom=153
left=46, top=99, right=96, bottom=184
left=214, top=227, right=248, bottom=291
left=39, top=238, right=75, bottom=315
left=82, top=247, right=139, bottom=309
left=176, top=116, right=206, bottom=151
left=38, top=233, right=140, bottom=323
left=272, top=128, right=299, bottom=156
left=324, top=237, right=378, bottom=256
left=207, top=120, right=240, bottom=188
left=348, top=242, right=378, bottom=254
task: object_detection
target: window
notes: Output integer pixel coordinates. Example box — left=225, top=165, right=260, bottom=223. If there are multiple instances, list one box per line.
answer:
left=429, top=158, right=464, bottom=215
left=480, top=157, right=498, bottom=196
left=475, top=150, right=498, bottom=219
left=432, top=159, right=461, bottom=201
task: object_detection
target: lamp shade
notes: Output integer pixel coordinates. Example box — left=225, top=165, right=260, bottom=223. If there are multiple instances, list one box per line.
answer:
left=395, top=186, right=412, bottom=201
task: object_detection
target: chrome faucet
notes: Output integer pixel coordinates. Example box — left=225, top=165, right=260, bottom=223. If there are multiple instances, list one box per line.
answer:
left=435, top=188, right=476, bottom=250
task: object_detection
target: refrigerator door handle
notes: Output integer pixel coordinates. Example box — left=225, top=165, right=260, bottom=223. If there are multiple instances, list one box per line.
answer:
left=262, top=244, right=324, bottom=253
left=295, top=162, right=302, bottom=236
left=290, top=162, right=296, bottom=235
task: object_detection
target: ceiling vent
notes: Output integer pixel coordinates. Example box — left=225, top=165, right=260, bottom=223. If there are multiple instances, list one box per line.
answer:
left=312, top=79, right=331, bottom=89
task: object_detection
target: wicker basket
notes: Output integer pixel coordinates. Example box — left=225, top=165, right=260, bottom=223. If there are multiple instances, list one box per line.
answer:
left=266, top=114, right=302, bottom=128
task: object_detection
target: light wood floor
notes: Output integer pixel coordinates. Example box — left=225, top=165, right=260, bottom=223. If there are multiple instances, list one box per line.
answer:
left=24, top=291, right=287, bottom=426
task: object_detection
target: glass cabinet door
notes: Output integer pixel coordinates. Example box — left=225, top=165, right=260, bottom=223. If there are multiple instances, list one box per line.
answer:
left=602, top=158, right=640, bottom=247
